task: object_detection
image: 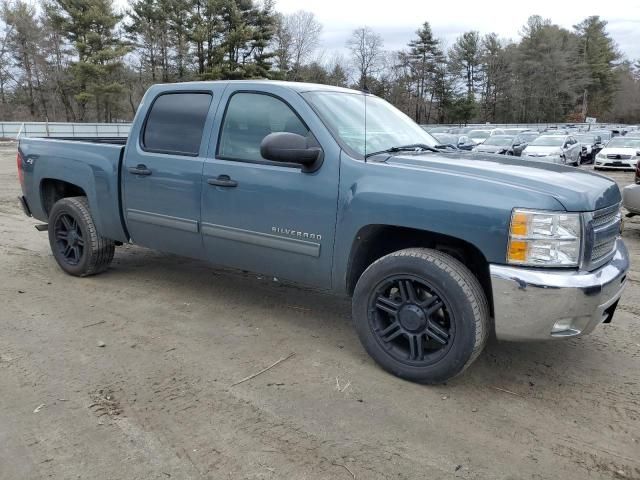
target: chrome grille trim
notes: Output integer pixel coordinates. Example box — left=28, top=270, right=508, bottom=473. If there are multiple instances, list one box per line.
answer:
left=583, top=203, right=622, bottom=270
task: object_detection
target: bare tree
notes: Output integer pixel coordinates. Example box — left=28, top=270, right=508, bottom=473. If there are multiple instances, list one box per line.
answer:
left=272, top=12, right=292, bottom=74
left=346, top=26, right=384, bottom=89
left=272, top=10, right=321, bottom=80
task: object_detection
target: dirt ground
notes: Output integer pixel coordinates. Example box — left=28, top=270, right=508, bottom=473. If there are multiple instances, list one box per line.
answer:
left=1, top=141, right=639, bottom=480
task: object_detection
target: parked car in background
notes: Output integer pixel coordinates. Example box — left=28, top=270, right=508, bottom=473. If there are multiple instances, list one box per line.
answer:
left=521, top=134, right=582, bottom=165
left=472, top=134, right=528, bottom=156
left=518, top=131, right=540, bottom=144
left=574, top=133, right=604, bottom=163
left=591, top=130, right=612, bottom=143
left=426, top=126, right=451, bottom=134
left=503, top=128, right=531, bottom=135
left=594, top=137, right=640, bottom=170
left=626, top=130, right=640, bottom=138
left=432, top=133, right=475, bottom=151
left=468, top=128, right=505, bottom=144
left=622, top=161, right=640, bottom=217
left=448, top=126, right=475, bottom=134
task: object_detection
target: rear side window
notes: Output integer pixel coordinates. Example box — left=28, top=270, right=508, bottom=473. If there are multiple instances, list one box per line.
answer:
left=143, top=92, right=212, bottom=156
left=217, top=92, right=309, bottom=162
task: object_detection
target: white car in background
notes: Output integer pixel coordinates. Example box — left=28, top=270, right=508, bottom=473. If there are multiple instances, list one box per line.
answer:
left=622, top=161, right=640, bottom=217
left=521, top=134, right=582, bottom=165
left=594, top=137, right=640, bottom=170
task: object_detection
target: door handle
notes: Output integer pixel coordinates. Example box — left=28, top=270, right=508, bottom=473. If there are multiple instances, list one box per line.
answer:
left=128, top=164, right=152, bottom=176
left=207, top=175, right=238, bottom=188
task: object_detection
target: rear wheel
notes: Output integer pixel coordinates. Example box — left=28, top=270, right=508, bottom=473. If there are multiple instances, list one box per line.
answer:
left=48, top=197, right=115, bottom=276
left=352, top=248, right=489, bottom=384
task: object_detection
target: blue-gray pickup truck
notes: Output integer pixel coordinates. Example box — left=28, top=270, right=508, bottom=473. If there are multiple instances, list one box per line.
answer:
left=16, top=81, right=629, bottom=383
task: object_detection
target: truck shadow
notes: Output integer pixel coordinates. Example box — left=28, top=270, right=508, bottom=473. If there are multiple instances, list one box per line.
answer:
left=102, top=245, right=615, bottom=394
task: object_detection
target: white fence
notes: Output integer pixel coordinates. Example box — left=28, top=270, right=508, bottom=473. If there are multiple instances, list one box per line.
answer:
left=0, top=122, right=131, bottom=139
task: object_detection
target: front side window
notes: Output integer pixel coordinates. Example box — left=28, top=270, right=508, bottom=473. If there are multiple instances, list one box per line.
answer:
left=143, top=92, right=212, bottom=155
left=218, top=93, right=310, bottom=162
left=302, top=91, right=438, bottom=157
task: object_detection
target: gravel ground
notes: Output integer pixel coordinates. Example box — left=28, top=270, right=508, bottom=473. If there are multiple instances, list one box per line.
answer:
left=1, top=141, right=639, bottom=480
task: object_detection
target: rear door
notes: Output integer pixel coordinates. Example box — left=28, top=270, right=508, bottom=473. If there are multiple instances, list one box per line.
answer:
left=200, top=86, right=341, bottom=289
left=122, top=86, right=224, bottom=258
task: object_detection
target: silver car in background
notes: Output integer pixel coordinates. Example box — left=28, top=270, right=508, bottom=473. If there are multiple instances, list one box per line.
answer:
left=467, top=128, right=505, bottom=145
left=521, top=134, right=582, bottom=166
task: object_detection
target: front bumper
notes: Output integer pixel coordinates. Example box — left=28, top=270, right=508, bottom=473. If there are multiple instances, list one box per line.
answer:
left=490, top=238, right=629, bottom=341
left=594, top=160, right=637, bottom=170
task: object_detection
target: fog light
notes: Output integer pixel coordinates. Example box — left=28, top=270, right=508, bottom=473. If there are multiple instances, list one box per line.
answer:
left=551, top=319, right=580, bottom=336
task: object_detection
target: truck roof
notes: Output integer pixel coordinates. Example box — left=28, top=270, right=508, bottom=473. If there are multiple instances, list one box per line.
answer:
left=148, top=80, right=359, bottom=95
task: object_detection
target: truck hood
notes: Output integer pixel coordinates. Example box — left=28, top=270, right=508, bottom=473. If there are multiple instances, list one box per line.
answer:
left=380, top=151, right=620, bottom=212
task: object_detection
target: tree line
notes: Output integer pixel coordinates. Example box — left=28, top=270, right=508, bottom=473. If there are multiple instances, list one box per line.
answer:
left=0, top=0, right=638, bottom=125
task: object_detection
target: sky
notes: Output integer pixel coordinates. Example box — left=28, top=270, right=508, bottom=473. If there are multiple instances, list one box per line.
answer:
left=273, top=0, right=640, bottom=61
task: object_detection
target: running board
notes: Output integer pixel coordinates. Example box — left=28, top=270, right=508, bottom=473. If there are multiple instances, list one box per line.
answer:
left=34, top=224, right=48, bottom=231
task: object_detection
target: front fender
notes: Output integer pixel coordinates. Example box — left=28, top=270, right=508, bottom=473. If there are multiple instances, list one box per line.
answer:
left=331, top=156, right=566, bottom=294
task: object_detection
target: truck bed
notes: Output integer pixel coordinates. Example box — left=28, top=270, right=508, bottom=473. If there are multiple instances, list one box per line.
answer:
left=18, top=136, right=129, bottom=242
left=34, top=136, right=128, bottom=145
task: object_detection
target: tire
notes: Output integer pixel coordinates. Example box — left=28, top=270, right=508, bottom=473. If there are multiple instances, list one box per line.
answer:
left=48, top=196, right=115, bottom=276
left=352, top=248, right=489, bottom=384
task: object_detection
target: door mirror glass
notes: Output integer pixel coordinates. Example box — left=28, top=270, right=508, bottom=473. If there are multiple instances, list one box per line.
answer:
left=260, top=132, right=322, bottom=171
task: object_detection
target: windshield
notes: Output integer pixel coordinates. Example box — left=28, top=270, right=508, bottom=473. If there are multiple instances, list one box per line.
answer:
left=468, top=130, right=490, bottom=139
left=302, top=91, right=437, bottom=157
left=483, top=136, right=514, bottom=146
left=606, top=138, right=640, bottom=149
left=529, top=136, right=565, bottom=146
left=575, top=135, right=595, bottom=143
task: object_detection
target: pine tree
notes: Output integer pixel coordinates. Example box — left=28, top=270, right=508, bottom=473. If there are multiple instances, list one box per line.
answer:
left=407, top=22, right=440, bottom=123
left=574, top=16, right=620, bottom=119
left=449, top=31, right=483, bottom=97
left=50, top=0, right=129, bottom=121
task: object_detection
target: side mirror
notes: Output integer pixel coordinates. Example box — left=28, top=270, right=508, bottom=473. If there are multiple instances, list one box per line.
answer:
left=260, top=132, right=322, bottom=172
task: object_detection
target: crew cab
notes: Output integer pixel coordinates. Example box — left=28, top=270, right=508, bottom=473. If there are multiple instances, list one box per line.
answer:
left=16, top=81, right=629, bottom=384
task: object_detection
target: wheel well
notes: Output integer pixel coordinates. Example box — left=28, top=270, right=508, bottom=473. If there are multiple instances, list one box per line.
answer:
left=41, top=179, right=86, bottom=218
left=346, top=225, right=494, bottom=316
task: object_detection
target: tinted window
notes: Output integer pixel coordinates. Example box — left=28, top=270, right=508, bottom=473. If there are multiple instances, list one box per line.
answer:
left=143, top=92, right=212, bottom=155
left=218, top=93, right=309, bottom=162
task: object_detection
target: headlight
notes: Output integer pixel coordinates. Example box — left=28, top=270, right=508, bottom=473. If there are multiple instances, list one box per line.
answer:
left=596, top=153, right=605, bottom=160
left=507, top=209, right=582, bottom=267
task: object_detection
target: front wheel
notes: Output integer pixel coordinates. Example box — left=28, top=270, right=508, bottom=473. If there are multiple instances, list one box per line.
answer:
left=352, top=248, right=489, bottom=384
left=48, top=196, right=115, bottom=276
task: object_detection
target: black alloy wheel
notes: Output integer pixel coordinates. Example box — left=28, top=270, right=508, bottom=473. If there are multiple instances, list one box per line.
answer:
left=53, top=213, right=85, bottom=265
left=368, top=275, right=454, bottom=366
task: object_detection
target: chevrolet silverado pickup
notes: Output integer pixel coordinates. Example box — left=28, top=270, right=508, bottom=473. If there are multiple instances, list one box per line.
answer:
left=16, top=81, right=629, bottom=384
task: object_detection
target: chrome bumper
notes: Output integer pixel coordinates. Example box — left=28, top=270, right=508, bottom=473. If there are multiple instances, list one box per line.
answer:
left=490, top=238, right=629, bottom=341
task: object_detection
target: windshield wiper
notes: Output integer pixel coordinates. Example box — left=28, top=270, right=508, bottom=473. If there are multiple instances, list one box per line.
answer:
left=364, top=143, right=440, bottom=159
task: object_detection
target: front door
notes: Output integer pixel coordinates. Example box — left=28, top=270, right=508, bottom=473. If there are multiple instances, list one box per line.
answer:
left=200, top=87, right=340, bottom=289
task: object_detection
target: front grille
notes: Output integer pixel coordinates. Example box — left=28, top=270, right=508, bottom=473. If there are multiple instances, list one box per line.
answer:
left=592, top=237, right=617, bottom=262
left=607, top=154, right=632, bottom=160
left=592, top=209, right=618, bottom=228
left=584, top=204, right=621, bottom=270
